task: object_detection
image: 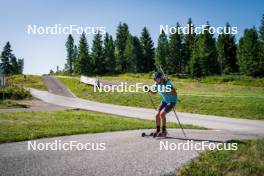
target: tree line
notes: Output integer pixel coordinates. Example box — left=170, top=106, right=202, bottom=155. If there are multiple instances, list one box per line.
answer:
left=64, top=23, right=155, bottom=75
left=0, top=42, right=24, bottom=75
left=65, top=15, right=264, bottom=77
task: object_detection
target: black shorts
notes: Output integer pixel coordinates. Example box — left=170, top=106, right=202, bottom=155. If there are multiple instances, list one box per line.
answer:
left=157, top=102, right=176, bottom=113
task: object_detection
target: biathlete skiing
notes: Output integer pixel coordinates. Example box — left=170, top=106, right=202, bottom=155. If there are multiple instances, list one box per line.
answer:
left=147, top=71, right=178, bottom=137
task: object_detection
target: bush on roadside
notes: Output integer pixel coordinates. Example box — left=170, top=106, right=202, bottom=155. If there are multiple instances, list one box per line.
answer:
left=0, top=86, right=31, bottom=100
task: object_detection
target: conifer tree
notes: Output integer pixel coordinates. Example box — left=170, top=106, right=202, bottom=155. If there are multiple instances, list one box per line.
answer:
left=75, top=33, right=91, bottom=75
left=259, top=14, right=264, bottom=43
left=103, top=33, right=115, bottom=73
left=155, top=31, right=169, bottom=71
left=258, top=14, right=264, bottom=76
left=237, top=27, right=262, bottom=77
left=183, top=18, right=196, bottom=73
left=65, top=34, right=74, bottom=74
left=10, top=56, right=19, bottom=74
left=124, top=35, right=143, bottom=72
left=115, top=22, right=130, bottom=72
left=190, top=35, right=202, bottom=78
left=0, top=42, right=13, bottom=75
left=73, top=45, right=78, bottom=73
left=140, top=27, right=155, bottom=72
left=91, top=32, right=104, bottom=74
left=168, top=22, right=183, bottom=74
left=17, top=58, right=24, bottom=74
left=217, top=23, right=238, bottom=74
left=190, top=22, right=218, bottom=76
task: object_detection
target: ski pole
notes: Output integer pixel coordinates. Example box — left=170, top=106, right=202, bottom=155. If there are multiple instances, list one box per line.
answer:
left=159, top=65, right=166, bottom=78
left=146, top=91, right=156, bottom=110
left=172, top=108, right=187, bottom=138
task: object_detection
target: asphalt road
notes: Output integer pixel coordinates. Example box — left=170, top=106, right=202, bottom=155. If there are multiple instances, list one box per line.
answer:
left=0, top=98, right=72, bottom=113
left=0, top=129, right=260, bottom=176
left=43, top=76, right=75, bottom=97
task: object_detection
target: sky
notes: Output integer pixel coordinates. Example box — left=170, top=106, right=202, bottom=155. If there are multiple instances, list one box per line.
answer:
left=0, top=0, right=263, bottom=75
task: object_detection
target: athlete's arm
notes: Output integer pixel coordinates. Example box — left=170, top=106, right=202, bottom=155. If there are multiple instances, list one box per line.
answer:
left=145, top=86, right=157, bottom=94
left=165, top=81, right=177, bottom=96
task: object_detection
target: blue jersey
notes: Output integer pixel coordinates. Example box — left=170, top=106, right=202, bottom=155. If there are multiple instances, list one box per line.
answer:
left=154, top=80, right=177, bottom=103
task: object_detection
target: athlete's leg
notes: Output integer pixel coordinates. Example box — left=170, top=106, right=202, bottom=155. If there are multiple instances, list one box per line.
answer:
left=160, top=102, right=176, bottom=133
left=155, top=102, right=167, bottom=132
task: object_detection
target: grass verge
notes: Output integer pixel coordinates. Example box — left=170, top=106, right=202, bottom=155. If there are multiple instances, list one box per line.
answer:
left=0, top=110, right=205, bottom=143
left=7, top=74, right=47, bottom=90
left=59, top=78, right=264, bottom=120
left=100, top=75, right=264, bottom=97
left=176, top=139, right=264, bottom=176
left=103, top=73, right=264, bottom=87
left=0, top=100, right=28, bottom=109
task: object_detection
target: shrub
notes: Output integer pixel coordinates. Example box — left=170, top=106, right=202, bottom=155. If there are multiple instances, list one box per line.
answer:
left=0, top=86, right=31, bottom=100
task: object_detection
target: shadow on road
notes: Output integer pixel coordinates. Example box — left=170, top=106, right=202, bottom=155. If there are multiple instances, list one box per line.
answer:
left=153, top=136, right=225, bottom=143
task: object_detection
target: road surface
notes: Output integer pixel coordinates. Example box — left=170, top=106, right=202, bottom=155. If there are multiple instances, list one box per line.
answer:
left=0, top=98, right=72, bottom=113
left=0, top=129, right=260, bottom=176
left=43, top=76, right=75, bottom=97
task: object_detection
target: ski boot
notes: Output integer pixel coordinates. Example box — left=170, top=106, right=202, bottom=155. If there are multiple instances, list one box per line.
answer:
left=157, top=131, right=168, bottom=137
left=150, top=131, right=160, bottom=137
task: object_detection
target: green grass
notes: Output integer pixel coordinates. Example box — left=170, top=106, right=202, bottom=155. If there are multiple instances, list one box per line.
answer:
left=99, top=75, right=264, bottom=97
left=176, top=139, right=264, bottom=176
left=0, top=110, right=204, bottom=143
left=104, top=73, right=264, bottom=87
left=0, top=100, right=28, bottom=109
left=200, top=75, right=264, bottom=87
left=59, top=77, right=264, bottom=120
left=7, top=74, right=47, bottom=90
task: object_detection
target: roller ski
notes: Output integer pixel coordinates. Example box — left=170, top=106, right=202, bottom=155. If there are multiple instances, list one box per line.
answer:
left=141, top=130, right=159, bottom=137
left=141, top=130, right=168, bottom=138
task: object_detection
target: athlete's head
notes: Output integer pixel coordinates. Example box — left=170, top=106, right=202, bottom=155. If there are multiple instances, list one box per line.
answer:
left=152, top=72, right=163, bottom=84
